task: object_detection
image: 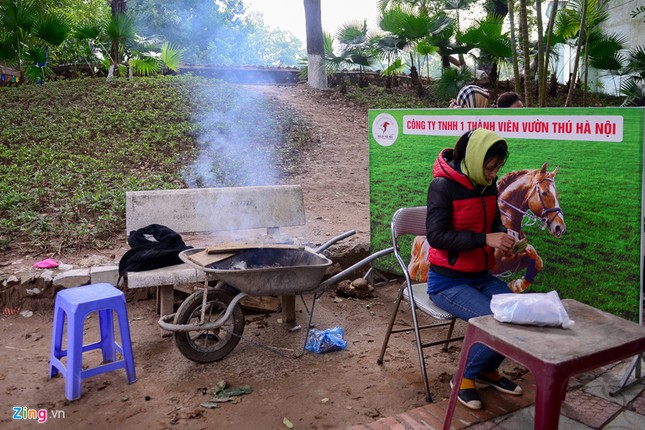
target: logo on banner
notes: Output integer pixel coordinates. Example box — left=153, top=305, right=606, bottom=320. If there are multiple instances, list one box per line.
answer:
left=372, top=113, right=398, bottom=146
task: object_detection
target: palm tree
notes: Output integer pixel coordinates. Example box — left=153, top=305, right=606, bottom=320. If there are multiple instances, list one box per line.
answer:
left=620, top=46, right=645, bottom=105
left=109, top=0, right=126, bottom=76
left=556, top=0, right=626, bottom=106
left=378, top=3, right=434, bottom=84
left=444, top=0, right=477, bottom=69
left=458, top=14, right=512, bottom=88
left=0, top=0, right=72, bottom=83
left=73, top=10, right=134, bottom=78
left=372, top=31, right=407, bottom=88
left=620, top=7, right=645, bottom=105
left=105, top=11, right=133, bottom=77
left=335, top=20, right=376, bottom=87
left=129, top=40, right=184, bottom=76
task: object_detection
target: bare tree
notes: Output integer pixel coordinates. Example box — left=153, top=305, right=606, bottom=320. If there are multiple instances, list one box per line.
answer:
left=535, top=0, right=545, bottom=106
left=304, top=0, right=327, bottom=89
left=540, top=0, right=559, bottom=105
left=565, top=0, right=588, bottom=107
left=518, top=0, right=532, bottom=106
left=508, top=0, right=521, bottom=94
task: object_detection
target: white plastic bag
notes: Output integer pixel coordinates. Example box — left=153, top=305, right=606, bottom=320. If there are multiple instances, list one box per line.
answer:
left=490, top=291, right=575, bottom=328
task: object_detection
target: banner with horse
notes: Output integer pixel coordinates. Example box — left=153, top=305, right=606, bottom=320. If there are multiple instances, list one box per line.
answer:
left=368, top=107, right=644, bottom=321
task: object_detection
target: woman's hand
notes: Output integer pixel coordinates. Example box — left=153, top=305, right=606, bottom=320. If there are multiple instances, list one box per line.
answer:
left=486, top=232, right=515, bottom=254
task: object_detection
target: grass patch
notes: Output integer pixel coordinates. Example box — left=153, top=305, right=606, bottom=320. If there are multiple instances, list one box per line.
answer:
left=0, top=75, right=311, bottom=253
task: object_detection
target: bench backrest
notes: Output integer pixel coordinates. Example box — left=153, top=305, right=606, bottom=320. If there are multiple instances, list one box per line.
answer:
left=125, top=185, right=305, bottom=234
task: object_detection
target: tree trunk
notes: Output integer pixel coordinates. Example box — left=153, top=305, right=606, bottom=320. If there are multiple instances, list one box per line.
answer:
left=541, top=0, right=559, bottom=106
left=565, top=0, right=588, bottom=107
left=410, top=53, right=419, bottom=85
left=535, top=0, right=545, bottom=106
left=519, top=0, right=532, bottom=106
left=110, top=0, right=127, bottom=13
left=304, top=0, right=327, bottom=89
left=487, top=0, right=509, bottom=16
left=508, top=0, right=521, bottom=94
left=583, top=34, right=589, bottom=106
left=110, top=0, right=127, bottom=78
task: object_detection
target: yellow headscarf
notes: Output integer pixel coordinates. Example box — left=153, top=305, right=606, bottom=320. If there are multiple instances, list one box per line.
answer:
left=460, top=128, right=505, bottom=186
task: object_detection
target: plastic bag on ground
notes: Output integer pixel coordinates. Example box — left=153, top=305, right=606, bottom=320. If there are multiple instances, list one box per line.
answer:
left=305, top=326, right=347, bottom=353
left=490, top=291, right=575, bottom=328
left=33, top=258, right=59, bottom=269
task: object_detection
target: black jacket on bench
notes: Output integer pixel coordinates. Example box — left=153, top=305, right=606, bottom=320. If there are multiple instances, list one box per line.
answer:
left=118, top=224, right=192, bottom=280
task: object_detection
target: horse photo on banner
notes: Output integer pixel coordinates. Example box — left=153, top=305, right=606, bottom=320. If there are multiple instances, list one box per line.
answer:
left=369, top=107, right=645, bottom=321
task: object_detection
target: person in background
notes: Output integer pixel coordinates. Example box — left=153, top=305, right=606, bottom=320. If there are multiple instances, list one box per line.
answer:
left=496, top=91, right=523, bottom=108
left=449, top=85, right=490, bottom=108
left=425, top=128, right=523, bottom=410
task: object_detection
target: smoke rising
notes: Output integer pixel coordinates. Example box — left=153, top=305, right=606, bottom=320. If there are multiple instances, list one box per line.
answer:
left=183, top=83, right=280, bottom=188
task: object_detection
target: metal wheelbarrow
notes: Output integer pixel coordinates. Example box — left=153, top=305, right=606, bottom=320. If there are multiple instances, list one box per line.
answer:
left=158, top=231, right=393, bottom=363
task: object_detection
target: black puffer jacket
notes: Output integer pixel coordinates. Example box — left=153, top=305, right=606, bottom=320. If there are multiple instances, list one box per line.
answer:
left=426, top=148, right=506, bottom=277
left=118, top=224, right=192, bottom=279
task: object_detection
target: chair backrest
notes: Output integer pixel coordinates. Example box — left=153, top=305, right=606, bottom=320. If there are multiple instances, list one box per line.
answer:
left=391, top=206, right=426, bottom=282
left=390, top=206, right=454, bottom=320
left=391, top=206, right=427, bottom=239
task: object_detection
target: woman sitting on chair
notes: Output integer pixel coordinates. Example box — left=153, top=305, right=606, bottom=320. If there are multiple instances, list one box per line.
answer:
left=425, top=128, right=523, bottom=410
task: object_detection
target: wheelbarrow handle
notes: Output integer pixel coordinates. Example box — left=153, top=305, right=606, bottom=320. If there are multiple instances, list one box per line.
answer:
left=314, top=230, right=356, bottom=254
left=318, top=246, right=394, bottom=290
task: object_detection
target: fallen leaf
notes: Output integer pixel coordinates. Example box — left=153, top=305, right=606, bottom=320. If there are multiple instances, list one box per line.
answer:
left=283, top=417, right=294, bottom=428
left=208, top=396, right=238, bottom=403
left=216, top=385, right=252, bottom=397
left=210, top=380, right=227, bottom=395
left=200, top=401, right=219, bottom=409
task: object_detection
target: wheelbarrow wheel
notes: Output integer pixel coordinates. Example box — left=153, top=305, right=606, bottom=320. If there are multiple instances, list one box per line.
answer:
left=173, top=288, right=245, bottom=363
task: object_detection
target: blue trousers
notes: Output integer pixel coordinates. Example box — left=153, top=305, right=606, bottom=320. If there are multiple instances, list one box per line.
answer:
left=428, top=270, right=512, bottom=380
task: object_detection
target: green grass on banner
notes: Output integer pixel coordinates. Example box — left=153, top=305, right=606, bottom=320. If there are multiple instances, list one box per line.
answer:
left=369, top=108, right=644, bottom=321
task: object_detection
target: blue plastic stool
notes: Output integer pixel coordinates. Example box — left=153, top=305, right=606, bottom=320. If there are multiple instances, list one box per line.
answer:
left=48, top=283, right=136, bottom=400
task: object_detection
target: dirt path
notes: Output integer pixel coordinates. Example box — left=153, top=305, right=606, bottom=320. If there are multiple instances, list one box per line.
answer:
left=257, top=84, right=371, bottom=248
left=0, top=84, right=468, bottom=430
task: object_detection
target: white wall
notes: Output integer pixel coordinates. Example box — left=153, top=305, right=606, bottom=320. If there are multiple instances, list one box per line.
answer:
left=594, top=0, right=644, bottom=95
left=548, top=0, right=644, bottom=96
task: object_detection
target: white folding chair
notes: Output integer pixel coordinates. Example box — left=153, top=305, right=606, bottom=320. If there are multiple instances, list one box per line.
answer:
left=377, top=206, right=463, bottom=403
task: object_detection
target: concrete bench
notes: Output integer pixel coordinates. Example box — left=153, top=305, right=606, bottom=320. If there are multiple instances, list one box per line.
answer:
left=124, top=185, right=306, bottom=332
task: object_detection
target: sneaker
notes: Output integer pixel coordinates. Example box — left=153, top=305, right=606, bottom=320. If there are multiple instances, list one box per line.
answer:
left=450, top=377, right=482, bottom=410
left=476, top=374, right=523, bottom=395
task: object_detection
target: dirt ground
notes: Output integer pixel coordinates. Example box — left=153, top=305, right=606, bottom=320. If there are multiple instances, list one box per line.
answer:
left=0, top=84, right=520, bottom=430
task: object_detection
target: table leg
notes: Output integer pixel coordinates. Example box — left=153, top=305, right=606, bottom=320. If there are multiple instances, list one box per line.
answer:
left=282, top=295, right=296, bottom=323
left=158, top=285, right=174, bottom=337
left=443, top=328, right=475, bottom=430
left=534, top=372, right=567, bottom=430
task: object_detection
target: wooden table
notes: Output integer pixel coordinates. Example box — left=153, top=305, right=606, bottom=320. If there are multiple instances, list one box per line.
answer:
left=443, top=299, right=645, bottom=430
